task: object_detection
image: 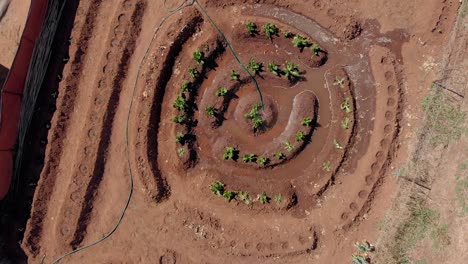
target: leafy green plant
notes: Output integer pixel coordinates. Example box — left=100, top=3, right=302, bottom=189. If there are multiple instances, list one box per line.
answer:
left=295, top=131, right=306, bottom=142
left=230, top=69, right=240, bottom=81
left=333, top=76, right=346, bottom=89
left=209, top=181, right=225, bottom=196
left=247, top=58, right=262, bottom=75
left=284, top=141, right=294, bottom=152
left=244, top=104, right=264, bottom=131
left=238, top=191, right=252, bottom=205
left=340, top=97, right=353, bottom=113
left=258, top=192, right=270, bottom=204
left=175, top=132, right=186, bottom=144
left=193, top=49, right=205, bottom=64
left=301, top=117, right=313, bottom=127
left=242, top=154, right=256, bottom=163
left=322, top=161, right=332, bottom=172
left=257, top=156, right=269, bottom=166
left=173, top=94, right=187, bottom=111
left=341, top=117, right=351, bottom=129
left=274, top=152, right=285, bottom=159
left=283, top=61, right=301, bottom=80
left=223, top=146, right=238, bottom=160
left=283, top=30, right=292, bottom=38
left=354, top=241, right=375, bottom=252
left=334, top=139, right=345, bottom=150
left=216, top=87, right=228, bottom=96
left=311, top=44, right=322, bottom=56
left=252, top=117, right=264, bottom=130
left=172, top=114, right=186, bottom=124
left=177, top=147, right=185, bottom=157
left=181, top=80, right=190, bottom=92
left=262, top=22, right=279, bottom=39
left=292, top=35, right=311, bottom=48
left=351, top=254, right=369, bottom=264
left=188, top=67, right=198, bottom=79
left=246, top=21, right=257, bottom=35
left=223, top=191, right=237, bottom=202
left=268, top=62, right=281, bottom=76
left=205, top=105, right=217, bottom=117
left=274, top=194, right=282, bottom=205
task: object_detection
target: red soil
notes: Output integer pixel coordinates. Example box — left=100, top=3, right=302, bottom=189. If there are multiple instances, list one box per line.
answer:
left=2, top=0, right=460, bottom=263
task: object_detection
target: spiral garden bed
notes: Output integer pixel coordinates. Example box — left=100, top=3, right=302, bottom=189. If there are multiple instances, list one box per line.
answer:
left=15, top=0, right=459, bottom=263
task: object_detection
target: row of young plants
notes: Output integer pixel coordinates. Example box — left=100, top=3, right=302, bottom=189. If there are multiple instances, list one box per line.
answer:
left=244, top=21, right=323, bottom=56
left=209, top=181, right=283, bottom=206
left=352, top=241, right=375, bottom=264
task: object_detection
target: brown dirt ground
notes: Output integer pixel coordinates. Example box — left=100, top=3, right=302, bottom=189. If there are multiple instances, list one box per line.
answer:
left=0, top=0, right=465, bottom=263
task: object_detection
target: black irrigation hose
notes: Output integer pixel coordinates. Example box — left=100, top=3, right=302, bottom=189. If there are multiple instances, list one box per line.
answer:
left=49, top=0, right=264, bottom=262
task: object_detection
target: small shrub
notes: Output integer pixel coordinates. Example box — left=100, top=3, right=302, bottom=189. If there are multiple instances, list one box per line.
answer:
left=175, top=132, right=186, bottom=144
left=205, top=105, right=217, bottom=117
left=295, top=131, right=306, bottom=142
left=311, top=44, right=322, bottom=56
left=188, top=67, right=198, bottom=79
left=209, top=181, right=225, bottom=196
left=258, top=192, right=270, bottom=204
left=301, top=117, right=313, bottom=127
left=292, top=35, right=312, bottom=48
left=341, top=117, right=351, bottom=129
left=263, top=22, right=279, bottom=39
left=172, top=114, right=186, bottom=124
left=333, top=139, right=345, bottom=150
left=351, top=254, right=369, bottom=264
left=283, top=61, right=301, bottom=80
left=268, top=62, right=281, bottom=76
left=257, top=156, right=269, bottom=166
left=246, top=21, right=257, bottom=35
left=230, top=69, right=240, bottom=81
left=181, top=80, right=190, bottom=92
left=238, top=191, right=252, bottom=205
left=322, top=161, right=332, bottom=172
left=216, top=87, right=228, bottom=96
left=173, top=94, right=187, bottom=111
left=284, top=141, right=294, bottom=152
left=245, top=104, right=264, bottom=131
left=242, top=153, right=256, bottom=163
left=355, top=241, right=375, bottom=252
left=177, top=147, right=185, bottom=157
left=274, top=194, right=282, bottom=205
left=274, top=152, right=285, bottom=159
left=223, top=146, right=238, bottom=160
left=223, top=191, right=237, bottom=202
left=247, top=58, right=263, bottom=75
left=193, top=49, right=205, bottom=64
left=340, top=97, right=353, bottom=113
left=283, top=30, right=292, bottom=38
left=333, top=76, right=346, bottom=89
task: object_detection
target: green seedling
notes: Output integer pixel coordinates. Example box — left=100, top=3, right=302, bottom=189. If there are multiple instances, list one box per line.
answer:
left=351, top=254, right=369, bottom=264
left=274, top=152, right=285, bottom=159
left=311, top=44, right=322, bottom=56
left=210, top=181, right=225, bottom=196
left=283, top=30, right=292, bottom=38
left=245, top=104, right=264, bottom=131
left=322, top=161, right=332, bottom=172
left=205, top=105, right=216, bottom=117
left=268, top=62, right=281, bottom=76
left=295, top=131, right=306, bottom=142
left=246, top=21, right=257, bottom=35
left=341, top=117, right=351, bottom=129
left=283, top=61, right=301, bottom=80
left=257, top=156, right=269, bottom=166
left=301, top=117, right=313, bottom=127
left=333, top=76, right=346, bottom=89
left=230, top=69, right=240, bottom=81
left=188, top=67, right=198, bottom=79
left=223, top=146, right=238, bottom=160
left=247, top=58, right=262, bottom=75
left=355, top=241, right=375, bottom=252
left=274, top=194, right=282, bottom=205
left=334, top=139, right=345, bottom=150
left=242, top=154, right=256, bottom=163
left=263, top=22, right=279, bottom=39
left=175, top=132, right=186, bottom=144
left=223, top=190, right=237, bottom=202
left=177, top=147, right=185, bottom=157
left=173, top=94, right=187, bottom=111
left=238, top=191, right=252, bottom=205
left=340, top=97, right=353, bottom=113
left=216, top=87, right=228, bottom=96
left=284, top=141, right=294, bottom=152
left=258, top=192, right=270, bottom=204
left=193, top=49, right=205, bottom=64
left=292, top=35, right=312, bottom=48
left=172, top=114, right=186, bottom=124
left=252, top=117, right=264, bottom=130
left=181, top=80, right=190, bottom=92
